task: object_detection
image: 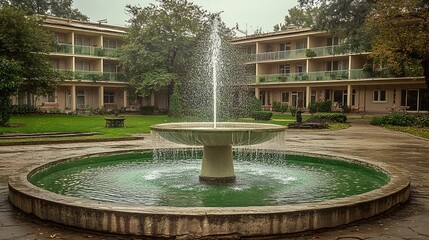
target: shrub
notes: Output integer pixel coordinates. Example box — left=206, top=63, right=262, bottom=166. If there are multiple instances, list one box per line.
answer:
left=241, top=97, right=262, bottom=118
left=251, top=111, right=273, bottom=121
left=309, top=113, right=347, bottom=123
left=140, top=105, right=155, bottom=115
left=371, top=113, right=429, bottom=127
left=290, top=105, right=297, bottom=116
left=371, top=113, right=416, bottom=126
left=10, top=104, right=40, bottom=115
left=415, top=114, right=429, bottom=127
left=272, top=101, right=288, bottom=113
left=308, top=100, right=332, bottom=114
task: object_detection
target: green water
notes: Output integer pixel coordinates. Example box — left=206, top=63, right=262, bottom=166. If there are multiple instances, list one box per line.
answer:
left=29, top=151, right=389, bottom=207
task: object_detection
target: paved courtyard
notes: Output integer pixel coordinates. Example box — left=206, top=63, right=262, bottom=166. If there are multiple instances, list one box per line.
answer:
left=0, top=120, right=428, bottom=239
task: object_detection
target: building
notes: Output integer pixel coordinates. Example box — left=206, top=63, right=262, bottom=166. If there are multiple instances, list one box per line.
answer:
left=12, top=16, right=130, bottom=113
left=231, top=27, right=428, bottom=113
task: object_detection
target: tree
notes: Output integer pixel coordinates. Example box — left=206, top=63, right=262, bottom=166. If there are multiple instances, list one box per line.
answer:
left=366, top=0, right=429, bottom=85
left=299, top=0, right=429, bottom=88
left=0, top=0, right=88, bottom=21
left=119, top=0, right=211, bottom=101
left=0, top=6, right=60, bottom=125
left=0, top=58, right=21, bottom=126
left=273, top=6, right=319, bottom=31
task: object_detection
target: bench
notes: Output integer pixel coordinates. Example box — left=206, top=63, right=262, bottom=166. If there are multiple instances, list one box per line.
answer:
left=105, top=117, right=125, bottom=128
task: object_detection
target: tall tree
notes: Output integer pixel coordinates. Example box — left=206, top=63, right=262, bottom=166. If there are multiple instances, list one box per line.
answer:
left=299, top=0, right=429, bottom=88
left=0, top=0, right=88, bottom=21
left=0, top=6, right=60, bottom=125
left=273, top=6, right=319, bottom=31
left=366, top=0, right=429, bottom=84
left=0, top=57, right=21, bottom=126
left=119, top=0, right=211, bottom=100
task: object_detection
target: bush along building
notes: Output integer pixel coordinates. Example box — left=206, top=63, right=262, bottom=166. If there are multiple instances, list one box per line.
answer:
left=231, top=26, right=428, bottom=113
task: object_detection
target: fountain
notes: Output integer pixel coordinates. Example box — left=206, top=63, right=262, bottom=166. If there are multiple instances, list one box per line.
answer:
left=8, top=16, right=410, bottom=239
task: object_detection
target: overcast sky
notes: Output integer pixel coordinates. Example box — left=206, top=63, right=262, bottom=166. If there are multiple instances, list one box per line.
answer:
left=73, top=0, right=298, bottom=33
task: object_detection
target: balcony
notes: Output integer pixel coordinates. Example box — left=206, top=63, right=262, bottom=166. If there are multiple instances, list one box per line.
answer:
left=309, top=45, right=343, bottom=57
left=245, top=45, right=345, bottom=63
left=254, top=69, right=396, bottom=84
left=56, top=69, right=126, bottom=82
left=53, top=43, right=73, bottom=54
left=248, top=49, right=307, bottom=62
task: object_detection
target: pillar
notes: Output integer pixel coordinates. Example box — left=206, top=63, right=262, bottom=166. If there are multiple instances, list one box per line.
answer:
left=71, top=85, right=76, bottom=112
left=150, top=92, right=155, bottom=106
left=98, top=86, right=104, bottom=109
left=255, top=87, right=260, bottom=100
left=306, top=86, right=311, bottom=109
left=123, top=89, right=128, bottom=108
left=347, top=84, right=352, bottom=107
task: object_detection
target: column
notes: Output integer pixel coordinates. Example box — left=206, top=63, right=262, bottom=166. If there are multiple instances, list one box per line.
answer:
left=347, top=84, right=352, bottom=107
left=98, top=86, right=104, bottom=108
left=123, top=89, right=128, bottom=108
left=255, top=87, right=260, bottom=100
left=306, top=86, right=311, bottom=109
left=150, top=92, right=155, bottom=106
left=71, top=85, right=76, bottom=112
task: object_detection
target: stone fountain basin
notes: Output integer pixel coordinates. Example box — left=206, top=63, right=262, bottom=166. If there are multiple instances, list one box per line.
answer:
left=150, top=122, right=287, bottom=146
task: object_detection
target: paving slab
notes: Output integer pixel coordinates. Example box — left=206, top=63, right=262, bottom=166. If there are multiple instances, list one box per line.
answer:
left=0, top=120, right=428, bottom=240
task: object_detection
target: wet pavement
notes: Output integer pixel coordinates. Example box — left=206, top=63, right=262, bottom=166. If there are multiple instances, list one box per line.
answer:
left=0, top=120, right=428, bottom=240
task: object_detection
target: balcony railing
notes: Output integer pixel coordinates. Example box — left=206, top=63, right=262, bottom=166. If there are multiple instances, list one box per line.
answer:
left=309, top=45, right=343, bottom=57
left=246, top=45, right=345, bottom=63
left=53, top=43, right=73, bottom=54
left=52, top=44, right=119, bottom=57
left=248, top=48, right=307, bottom=62
left=254, top=69, right=396, bottom=83
left=56, top=69, right=126, bottom=82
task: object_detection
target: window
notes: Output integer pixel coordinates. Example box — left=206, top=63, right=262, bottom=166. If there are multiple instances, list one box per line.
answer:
left=76, top=60, right=90, bottom=71
left=326, top=36, right=339, bottom=46
left=311, top=90, right=316, bottom=103
left=279, top=64, right=290, bottom=74
left=296, top=41, right=307, bottom=49
left=296, top=64, right=304, bottom=73
left=103, top=39, right=118, bottom=48
left=44, top=93, right=56, bottom=102
left=281, top=92, right=289, bottom=103
left=265, top=44, right=273, bottom=52
left=326, top=60, right=348, bottom=71
left=104, top=91, right=115, bottom=104
left=75, top=35, right=91, bottom=46
left=373, top=90, right=387, bottom=102
left=103, top=63, right=117, bottom=73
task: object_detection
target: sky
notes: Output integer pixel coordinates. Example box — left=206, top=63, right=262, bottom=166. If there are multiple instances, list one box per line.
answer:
left=72, top=0, right=298, bottom=34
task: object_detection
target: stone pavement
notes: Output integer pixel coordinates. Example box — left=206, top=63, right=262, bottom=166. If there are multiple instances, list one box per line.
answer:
left=0, top=120, right=428, bottom=240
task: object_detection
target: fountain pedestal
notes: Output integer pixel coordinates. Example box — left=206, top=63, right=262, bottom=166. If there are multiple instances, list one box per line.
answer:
left=150, top=122, right=286, bottom=184
left=200, top=146, right=235, bottom=184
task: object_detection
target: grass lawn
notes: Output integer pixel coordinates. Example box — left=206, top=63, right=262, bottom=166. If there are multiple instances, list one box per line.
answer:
left=385, top=126, right=429, bottom=139
left=0, top=113, right=345, bottom=144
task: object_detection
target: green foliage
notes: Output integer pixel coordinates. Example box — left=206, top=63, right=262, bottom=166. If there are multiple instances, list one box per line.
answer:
left=120, top=0, right=211, bottom=98
left=299, top=0, right=429, bottom=88
left=0, top=6, right=61, bottom=99
left=0, top=0, right=88, bottom=21
left=0, top=57, right=22, bottom=126
left=305, top=49, right=316, bottom=58
left=273, top=6, right=318, bottom=31
left=308, top=100, right=332, bottom=114
left=10, top=104, right=40, bottom=115
left=251, top=111, right=273, bottom=121
left=272, top=102, right=288, bottom=113
left=168, top=84, right=183, bottom=117
left=371, top=113, right=429, bottom=127
left=140, top=106, right=155, bottom=115
left=290, top=105, right=297, bottom=116
left=309, top=113, right=347, bottom=123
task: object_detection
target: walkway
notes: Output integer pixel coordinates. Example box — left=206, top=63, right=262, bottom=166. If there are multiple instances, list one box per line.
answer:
left=0, top=121, right=428, bottom=239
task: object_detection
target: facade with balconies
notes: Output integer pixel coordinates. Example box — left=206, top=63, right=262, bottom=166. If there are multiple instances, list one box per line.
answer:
left=232, top=28, right=428, bottom=113
left=20, top=16, right=130, bottom=113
